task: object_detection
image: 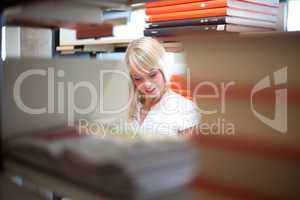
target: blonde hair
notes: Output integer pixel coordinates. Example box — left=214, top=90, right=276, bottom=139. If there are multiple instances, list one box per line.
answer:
left=125, top=37, right=169, bottom=121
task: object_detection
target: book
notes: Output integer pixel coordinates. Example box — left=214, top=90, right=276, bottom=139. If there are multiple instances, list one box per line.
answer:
left=144, top=24, right=271, bottom=36
left=145, top=0, right=279, bottom=8
left=148, top=16, right=276, bottom=29
left=146, top=0, right=279, bottom=15
left=76, top=23, right=113, bottom=39
left=146, top=7, right=278, bottom=23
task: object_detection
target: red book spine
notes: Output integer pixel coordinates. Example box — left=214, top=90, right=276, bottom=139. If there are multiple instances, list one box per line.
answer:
left=145, top=0, right=279, bottom=9
left=146, top=7, right=228, bottom=23
left=145, top=0, right=212, bottom=8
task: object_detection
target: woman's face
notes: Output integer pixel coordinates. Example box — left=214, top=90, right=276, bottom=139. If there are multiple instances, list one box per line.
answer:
left=130, top=66, right=165, bottom=99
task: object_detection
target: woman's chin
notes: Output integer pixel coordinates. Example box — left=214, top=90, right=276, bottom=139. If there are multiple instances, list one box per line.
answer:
left=144, top=90, right=160, bottom=98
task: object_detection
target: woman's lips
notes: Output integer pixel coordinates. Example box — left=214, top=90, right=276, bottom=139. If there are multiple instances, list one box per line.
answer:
left=145, top=88, right=155, bottom=94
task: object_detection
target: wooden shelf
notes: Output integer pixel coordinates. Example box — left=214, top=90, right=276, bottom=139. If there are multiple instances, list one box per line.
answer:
left=56, top=37, right=183, bottom=54
left=56, top=38, right=134, bottom=54
left=59, top=37, right=134, bottom=46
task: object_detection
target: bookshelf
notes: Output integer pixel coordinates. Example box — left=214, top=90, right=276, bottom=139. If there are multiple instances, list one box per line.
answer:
left=1, top=1, right=299, bottom=200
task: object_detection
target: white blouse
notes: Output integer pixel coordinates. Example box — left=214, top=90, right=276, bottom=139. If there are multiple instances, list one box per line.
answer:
left=133, top=90, right=201, bottom=136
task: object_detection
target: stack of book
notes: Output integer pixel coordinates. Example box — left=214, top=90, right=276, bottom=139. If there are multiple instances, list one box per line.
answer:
left=182, top=32, right=300, bottom=199
left=4, top=127, right=199, bottom=200
left=144, top=0, right=280, bottom=37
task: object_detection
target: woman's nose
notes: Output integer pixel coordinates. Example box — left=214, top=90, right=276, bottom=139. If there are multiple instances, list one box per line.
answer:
left=144, top=81, right=152, bottom=88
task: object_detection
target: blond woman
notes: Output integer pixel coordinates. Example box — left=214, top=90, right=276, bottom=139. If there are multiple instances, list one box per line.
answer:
left=125, top=37, right=200, bottom=136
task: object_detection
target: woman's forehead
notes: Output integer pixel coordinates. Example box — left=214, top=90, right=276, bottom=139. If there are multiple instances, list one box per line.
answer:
left=130, top=64, right=157, bottom=75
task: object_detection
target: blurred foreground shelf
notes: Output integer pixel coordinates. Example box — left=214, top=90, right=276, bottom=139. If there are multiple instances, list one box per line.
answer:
left=2, top=0, right=131, bottom=28
left=4, top=158, right=107, bottom=200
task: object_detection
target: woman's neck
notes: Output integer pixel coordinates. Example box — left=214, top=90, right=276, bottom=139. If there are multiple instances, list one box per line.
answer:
left=143, top=99, right=157, bottom=111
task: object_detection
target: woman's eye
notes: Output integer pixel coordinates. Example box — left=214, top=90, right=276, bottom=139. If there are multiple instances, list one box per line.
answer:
left=133, top=76, right=142, bottom=81
left=149, top=71, right=158, bottom=78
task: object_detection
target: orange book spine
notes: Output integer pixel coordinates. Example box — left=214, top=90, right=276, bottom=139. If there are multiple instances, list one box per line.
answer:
left=146, top=0, right=227, bottom=15
left=145, top=0, right=212, bottom=8
left=146, top=7, right=228, bottom=23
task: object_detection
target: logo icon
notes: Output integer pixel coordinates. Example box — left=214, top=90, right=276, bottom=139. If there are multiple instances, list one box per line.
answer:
left=250, top=67, right=288, bottom=134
